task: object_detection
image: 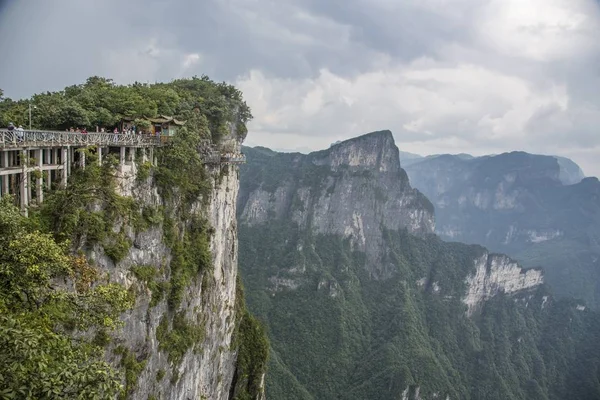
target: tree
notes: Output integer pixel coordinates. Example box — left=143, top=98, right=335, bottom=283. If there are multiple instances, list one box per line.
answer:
left=0, top=197, right=133, bottom=399
left=0, top=76, right=251, bottom=143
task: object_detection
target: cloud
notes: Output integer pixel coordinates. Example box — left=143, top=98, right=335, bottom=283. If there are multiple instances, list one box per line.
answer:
left=238, top=63, right=583, bottom=152
left=475, top=0, right=599, bottom=62
left=182, top=53, right=201, bottom=69
left=0, top=0, right=599, bottom=176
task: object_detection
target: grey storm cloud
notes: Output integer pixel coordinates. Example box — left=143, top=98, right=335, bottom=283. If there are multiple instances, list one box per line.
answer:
left=0, top=0, right=599, bottom=176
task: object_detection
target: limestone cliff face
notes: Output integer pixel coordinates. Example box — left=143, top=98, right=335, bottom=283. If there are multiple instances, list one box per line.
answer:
left=463, top=253, right=543, bottom=315
left=404, top=151, right=600, bottom=309
left=88, top=140, right=256, bottom=399
left=239, top=131, right=434, bottom=277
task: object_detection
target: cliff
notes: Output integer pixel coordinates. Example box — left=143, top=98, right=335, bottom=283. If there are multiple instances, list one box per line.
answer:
left=463, top=253, right=543, bottom=315
left=239, top=130, right=434, bottom=278
left=233, top=132, right=595, bottom=400
left=88, top=145, right=242, bottom=399
left=37, top=133, right=268, bottom=399
left=404, top=152, right=600, bottom=308
left=0, top=76, right=268, bottom=400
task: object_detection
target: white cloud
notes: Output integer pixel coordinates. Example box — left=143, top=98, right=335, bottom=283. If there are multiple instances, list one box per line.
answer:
left=182, top=53, right=201, bottom=69
left=476, top=0, right=600, bottom=62
left=235, top=0, right=600, bottom=176
left=238, top=62, right=573, bottom=143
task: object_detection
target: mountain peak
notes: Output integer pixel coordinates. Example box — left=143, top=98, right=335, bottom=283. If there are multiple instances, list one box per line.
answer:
left=311, top=130, right=400, bottom=173
left=554, top=156, right=585, bottom=185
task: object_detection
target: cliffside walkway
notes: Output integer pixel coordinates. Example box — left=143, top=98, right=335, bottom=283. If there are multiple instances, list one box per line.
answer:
left=1, top=129, right=160, bottom=148
left=0, top=129, right=245, bottom=213
left=202, top=151, right=246, bottom=165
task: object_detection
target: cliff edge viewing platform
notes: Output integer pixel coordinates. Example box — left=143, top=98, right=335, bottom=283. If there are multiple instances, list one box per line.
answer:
left=0, top=129, right=245, bottom=213
left=0, top=129, right=246, bottom=165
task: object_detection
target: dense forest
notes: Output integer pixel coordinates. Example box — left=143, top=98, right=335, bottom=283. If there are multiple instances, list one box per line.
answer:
left=0, top=196, right=132, bottom=399
left=0, top=76, right=251, bottom=143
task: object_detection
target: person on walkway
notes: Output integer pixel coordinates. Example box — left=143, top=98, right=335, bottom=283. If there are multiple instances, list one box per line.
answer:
left=15, top=125, right=24, bottom=142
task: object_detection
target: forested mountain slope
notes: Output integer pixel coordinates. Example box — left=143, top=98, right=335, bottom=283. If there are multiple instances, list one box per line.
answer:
left=403, top=152, right=600, bottom=308
left=238, top=131, right=600, bottom=400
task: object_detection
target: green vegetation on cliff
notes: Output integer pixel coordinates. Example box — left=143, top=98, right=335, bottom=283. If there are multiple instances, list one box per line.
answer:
left=0, top=76, right=268, bottom=399
left=231, top=276, right=270, bottom=400
left=38, top=148, right=138, bottom=262
left=0, top=75, right=251, bottom=142
left=0, top=197, right=133, bottom=399
left=240, top=219, right=600, bottom=399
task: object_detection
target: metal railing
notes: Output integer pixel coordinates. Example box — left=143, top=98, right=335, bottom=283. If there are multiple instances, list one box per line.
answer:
left=0, top=129, right=161, bottom=147
left=220, top=153, right=246, bottom=164
left=200, top=150, right=246, bottom=165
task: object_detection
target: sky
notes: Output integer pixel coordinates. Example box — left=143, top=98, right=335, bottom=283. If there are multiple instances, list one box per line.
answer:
left=0, top=0, right=599, bottom=177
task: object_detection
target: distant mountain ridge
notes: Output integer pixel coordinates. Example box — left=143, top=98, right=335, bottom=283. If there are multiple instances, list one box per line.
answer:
left=403, top=151, right=600, bottom=308
left=401, top=151, right=585, bottom=184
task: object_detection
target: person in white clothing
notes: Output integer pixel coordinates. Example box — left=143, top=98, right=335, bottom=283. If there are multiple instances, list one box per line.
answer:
left=16, top=125, right=24, bottom=142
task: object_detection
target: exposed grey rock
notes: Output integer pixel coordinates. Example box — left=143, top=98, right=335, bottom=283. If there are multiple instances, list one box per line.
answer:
left=554, top=155, right=585, bottom=185
left=239, top=130, right=434, bottom=278
left=463, top=253, right=543, bottom=315
left=89, top=141, right=258, bottom=399
left=404, top=151, right=600, bottom=308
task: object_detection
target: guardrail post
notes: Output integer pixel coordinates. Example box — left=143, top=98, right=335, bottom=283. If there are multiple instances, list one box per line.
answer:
left=62, top=147, right=68, bottom=187
left=20, top=150, right=29, bottom=216
left=45, top=148, right=52, bottom=189
left=36, top=149, right=43, bottom=204
left=66, top=147, right=72, bottom=178
left=1, top=150, right=8, bottom=197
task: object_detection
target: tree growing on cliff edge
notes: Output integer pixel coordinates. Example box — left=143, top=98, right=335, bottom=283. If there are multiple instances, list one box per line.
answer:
left=0, top=197, right=133, bottom=399
left=0, top=76, right=252, bottom=138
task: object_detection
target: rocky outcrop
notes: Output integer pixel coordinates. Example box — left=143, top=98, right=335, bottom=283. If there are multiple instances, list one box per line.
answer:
left=87, top=139, right=258, bottom=399
left=404, top=151, right=600, bottom=309
left=463, top=253, right=543, bottom=315
left=555, top=156, right=585, bottom=185
left=239, top=131, right=434, bottom=277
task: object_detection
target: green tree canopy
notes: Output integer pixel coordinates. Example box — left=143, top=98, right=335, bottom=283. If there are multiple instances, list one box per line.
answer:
left=0, top=197, right=133, bottom=399
left=0, top=76, right=252, bottom=140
